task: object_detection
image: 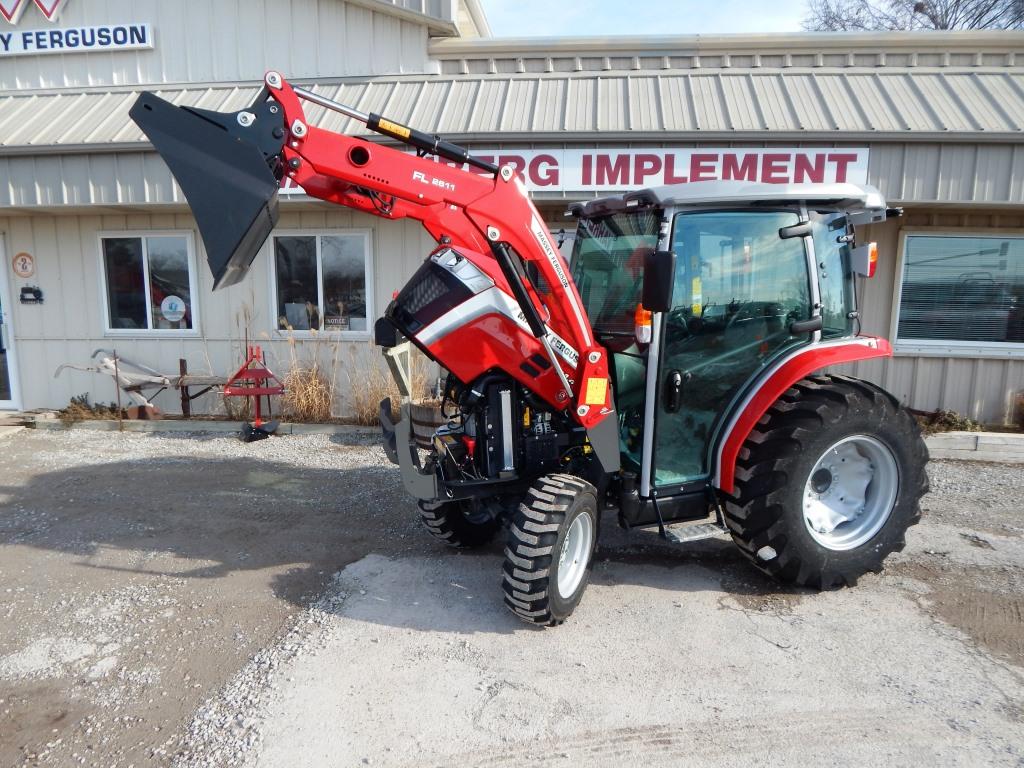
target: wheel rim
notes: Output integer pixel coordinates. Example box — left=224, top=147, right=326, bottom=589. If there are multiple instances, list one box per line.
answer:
left=802, top=435, right=899, bottom=551
left=556, top=512, right=594, bottom=599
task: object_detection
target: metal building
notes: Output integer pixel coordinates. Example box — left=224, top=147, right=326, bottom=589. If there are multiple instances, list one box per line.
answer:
left=0, top=0, right=1021, bottom=424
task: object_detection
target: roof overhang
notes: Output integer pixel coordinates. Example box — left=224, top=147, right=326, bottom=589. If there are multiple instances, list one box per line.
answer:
left=430, top=29, right=1024, bottom=57
left=347, top=0, right=459, bottom=37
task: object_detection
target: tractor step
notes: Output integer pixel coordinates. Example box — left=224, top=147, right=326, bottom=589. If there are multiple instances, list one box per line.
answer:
left=662, top=521, right=729, bottom=544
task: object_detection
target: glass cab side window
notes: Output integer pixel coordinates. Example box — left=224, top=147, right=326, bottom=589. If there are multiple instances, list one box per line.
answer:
left=812, top=213, right=855, bottom=338
left=666, top=210, right=812, bottom=352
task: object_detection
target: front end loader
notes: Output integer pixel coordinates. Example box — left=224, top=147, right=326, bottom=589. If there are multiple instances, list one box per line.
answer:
left=131, top=72, right=928, bottom=626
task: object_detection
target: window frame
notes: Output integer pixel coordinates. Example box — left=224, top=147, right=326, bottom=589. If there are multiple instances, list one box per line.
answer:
left=97, top=230, right=201, bottom=337
left=268, top=229, right=374, bottom=338
left=891, top=227, right=1024, bottom=359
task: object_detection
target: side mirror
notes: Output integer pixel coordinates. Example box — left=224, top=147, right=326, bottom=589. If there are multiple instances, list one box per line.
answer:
left=642, top=250, right=676, bottom=313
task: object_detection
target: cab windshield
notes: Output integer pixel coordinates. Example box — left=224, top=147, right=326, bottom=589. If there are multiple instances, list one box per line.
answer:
left=570, top=208, right=662, bottom=338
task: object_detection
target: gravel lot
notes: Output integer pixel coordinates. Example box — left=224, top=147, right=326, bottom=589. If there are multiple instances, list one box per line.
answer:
left=0, top=429, right=1022, bottom=767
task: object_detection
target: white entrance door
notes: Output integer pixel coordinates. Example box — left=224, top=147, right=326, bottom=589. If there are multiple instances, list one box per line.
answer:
left=0, top=236, right=22, bottom=410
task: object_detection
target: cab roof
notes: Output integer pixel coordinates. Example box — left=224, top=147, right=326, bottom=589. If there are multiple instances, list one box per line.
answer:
left=570, top=181, right=889, bottom=222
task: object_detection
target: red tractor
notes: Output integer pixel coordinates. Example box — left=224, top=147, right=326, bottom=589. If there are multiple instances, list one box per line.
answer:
left=131, top=72, right=928, bottom=626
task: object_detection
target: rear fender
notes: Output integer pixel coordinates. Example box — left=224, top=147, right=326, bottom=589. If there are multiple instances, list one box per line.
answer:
left=712, top=337, right=892, bottom=495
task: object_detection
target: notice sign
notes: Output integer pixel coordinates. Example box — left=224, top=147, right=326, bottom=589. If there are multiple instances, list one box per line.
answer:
left=432, top=148, right=870, bottom=192
left=0, top=22, right=152, bottom=56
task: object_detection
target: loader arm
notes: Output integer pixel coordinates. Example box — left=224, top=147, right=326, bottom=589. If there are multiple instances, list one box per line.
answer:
left=130, top=72, right=614, bottom=444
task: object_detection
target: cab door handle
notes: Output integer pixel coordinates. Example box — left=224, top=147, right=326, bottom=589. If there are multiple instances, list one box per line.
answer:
left=663, top=369, right=684, bottom=413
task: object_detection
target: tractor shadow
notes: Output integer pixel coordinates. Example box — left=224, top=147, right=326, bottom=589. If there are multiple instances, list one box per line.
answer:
left=0, top=446, right=810, bottom=636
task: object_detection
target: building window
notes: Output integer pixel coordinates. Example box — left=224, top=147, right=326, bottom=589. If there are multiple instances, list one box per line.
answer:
left=273, top=232, right=372, bottom=333
left=895, top=233, right=1024, bottom=355
left=101, top=234, right=197, bottom=332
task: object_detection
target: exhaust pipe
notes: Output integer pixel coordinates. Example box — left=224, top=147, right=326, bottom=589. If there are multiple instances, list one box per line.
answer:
left=129, top=91, right=286, bottom=290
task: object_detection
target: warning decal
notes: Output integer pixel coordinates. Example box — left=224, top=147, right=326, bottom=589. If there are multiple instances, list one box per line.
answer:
left=584, top=377, right=607, bottom=406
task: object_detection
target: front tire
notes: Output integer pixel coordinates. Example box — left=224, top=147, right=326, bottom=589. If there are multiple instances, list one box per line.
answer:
left=502, top=474, right=598, bottom=626
left=725, top=375, right=928, bottom=589
left=418, top=499, right=500, bottom=549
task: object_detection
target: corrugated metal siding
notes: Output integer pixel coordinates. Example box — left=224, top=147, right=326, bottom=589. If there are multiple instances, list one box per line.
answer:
left=0, top=208, right=437, bottom=414
left=839, top=355, right=1024, bottom=425
left=0, top=0, right=440, bottom=91
left=832, top=208, right=1024, bottom=425
left=4, top=68, right=1024, bottom=153
left=5, top=142, right=1023, bottom=209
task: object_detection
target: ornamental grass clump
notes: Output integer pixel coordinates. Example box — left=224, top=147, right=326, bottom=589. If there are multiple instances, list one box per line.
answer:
left=282, top=364, right=333, bottom=422
left=278, top=331, right=341, bottom=423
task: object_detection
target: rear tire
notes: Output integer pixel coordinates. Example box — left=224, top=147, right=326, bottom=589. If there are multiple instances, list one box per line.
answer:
left=725, top=375, right=929, bottom=589
left=418, top=499, right=500, bottom=549
left=502, top=474, right=598, bottom=626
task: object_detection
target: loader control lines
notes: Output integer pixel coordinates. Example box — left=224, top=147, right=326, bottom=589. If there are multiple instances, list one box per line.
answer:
left=131, top=71, right=928, bottom=626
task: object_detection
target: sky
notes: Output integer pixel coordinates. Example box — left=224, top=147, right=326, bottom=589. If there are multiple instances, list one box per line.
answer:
left=477, top=0, right=809, bottom=37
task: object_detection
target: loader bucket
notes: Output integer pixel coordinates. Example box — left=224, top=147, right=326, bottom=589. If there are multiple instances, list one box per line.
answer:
left=130, top=91, right=286, bottom=290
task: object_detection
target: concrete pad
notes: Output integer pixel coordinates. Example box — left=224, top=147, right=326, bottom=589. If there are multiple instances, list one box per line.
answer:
left=0, top=425, right=25, bottom=440
left=925, top=431, right=1024, bottom=462
left=249, top=553, right=1024, bottom=768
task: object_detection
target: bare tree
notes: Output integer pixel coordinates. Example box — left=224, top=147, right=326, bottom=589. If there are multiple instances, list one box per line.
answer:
left=804, top=0, right=1024, bottom=30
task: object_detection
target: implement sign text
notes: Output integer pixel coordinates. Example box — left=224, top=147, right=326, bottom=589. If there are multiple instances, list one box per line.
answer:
left=426, top=148, right=870, bottom=192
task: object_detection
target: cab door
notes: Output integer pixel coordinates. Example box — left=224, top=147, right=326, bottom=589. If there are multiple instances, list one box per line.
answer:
left=651, top=210, right=815, bottom=489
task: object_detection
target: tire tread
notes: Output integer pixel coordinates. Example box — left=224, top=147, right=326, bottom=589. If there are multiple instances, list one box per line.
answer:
left=501, top=474, right=597, bottom=626
left=726, top=374, right=928, bottom=589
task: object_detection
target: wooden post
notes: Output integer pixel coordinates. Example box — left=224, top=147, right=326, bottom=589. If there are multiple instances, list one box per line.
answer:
left=179, top=358, right=190, bottom=417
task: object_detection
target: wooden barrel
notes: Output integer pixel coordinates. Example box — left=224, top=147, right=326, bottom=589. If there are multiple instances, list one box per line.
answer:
left=410, top=402, right=445, bottom=449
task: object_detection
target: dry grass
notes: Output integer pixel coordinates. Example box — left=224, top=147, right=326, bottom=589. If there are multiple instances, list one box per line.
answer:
left=282, top=366, right=333, bottom=422
left=275, top=331, right=343, bottom=423
left=209, top=302, right=440, bottom=424
left=915, top=408, right=985, bottom=435
left=58, top=394, right=124, bottom=425
left=345, top=343, right=436, bottom=426
left=221, top=393, right=252, bottom=421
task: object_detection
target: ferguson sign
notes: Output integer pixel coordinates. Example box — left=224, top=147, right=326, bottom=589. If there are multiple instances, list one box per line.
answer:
left=0, top=23, right=151, bottom=55
left=429, top=148, right=870, bottom=193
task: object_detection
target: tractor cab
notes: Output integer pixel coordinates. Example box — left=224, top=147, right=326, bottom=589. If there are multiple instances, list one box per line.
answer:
left=569, top=182, right=892, bottom=525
